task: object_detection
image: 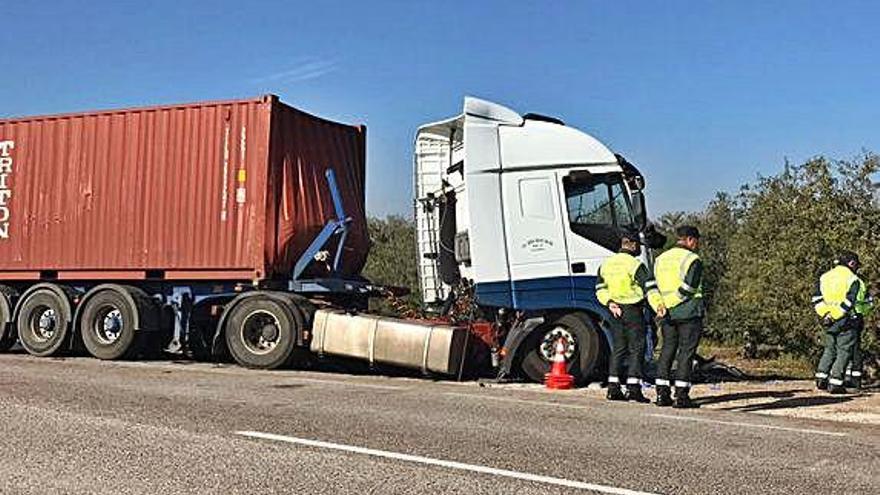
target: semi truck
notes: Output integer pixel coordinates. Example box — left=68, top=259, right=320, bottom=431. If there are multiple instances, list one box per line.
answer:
left=0, top=94, right=662, bottom=384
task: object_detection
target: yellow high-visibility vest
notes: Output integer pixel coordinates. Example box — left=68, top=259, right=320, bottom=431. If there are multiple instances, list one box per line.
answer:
left=815, top=265, right=863, bottom=320
left=596, top=253, right=663, bottom=311
left=654, top=247, right=702, bottom=309
left=855, top=280, right=873, bottom=316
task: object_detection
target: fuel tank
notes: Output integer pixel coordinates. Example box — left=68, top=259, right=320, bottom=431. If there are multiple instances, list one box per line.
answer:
left=310, top=310, right=468, bottom=377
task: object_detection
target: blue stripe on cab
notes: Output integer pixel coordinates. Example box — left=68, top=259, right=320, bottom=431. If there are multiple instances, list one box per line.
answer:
left=572, top=276, right=598, bottom=305
left=512, top=277, right=572, bottom=309
left=475, top=276, right=600, bottom=311
left=472, top=280, right=513, bottom=307
left=474, top=275, right=617, bottom=356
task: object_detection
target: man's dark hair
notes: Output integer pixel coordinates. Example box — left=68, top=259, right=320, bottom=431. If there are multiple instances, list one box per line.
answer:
left=837, top=251, right=860, bottom=268
left=675, top=225, right=701, bottom=239
left=619, top=229, right=641, bottom=245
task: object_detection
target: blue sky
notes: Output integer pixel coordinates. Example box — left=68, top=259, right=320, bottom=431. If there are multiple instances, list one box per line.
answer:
left=2, top=1, right=878, bottom=217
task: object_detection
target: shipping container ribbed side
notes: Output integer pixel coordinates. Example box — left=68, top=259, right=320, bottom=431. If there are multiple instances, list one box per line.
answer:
left=0, top=95, right=368, bottom=282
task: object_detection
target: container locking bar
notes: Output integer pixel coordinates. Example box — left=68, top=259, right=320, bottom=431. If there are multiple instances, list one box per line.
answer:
left=292, top=169, right=352, bottom=281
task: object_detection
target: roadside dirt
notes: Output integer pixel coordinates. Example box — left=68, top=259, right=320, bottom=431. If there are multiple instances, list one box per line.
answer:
left=578, top=380, right=880, bottom=425
left=670, top=344, right=880, bottom=425
left=474, top=376, right=879, bottom=426
left=688, top=380, right=880, bottom=425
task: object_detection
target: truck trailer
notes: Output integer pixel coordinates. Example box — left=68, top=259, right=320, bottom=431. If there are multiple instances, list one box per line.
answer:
left=0, top=95, right=661, bottom=383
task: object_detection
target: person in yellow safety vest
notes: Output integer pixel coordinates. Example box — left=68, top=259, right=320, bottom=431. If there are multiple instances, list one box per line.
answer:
left=813, top=251, right=870, bottom=394
left=596, top=230, right=666, bottom=403
left=847, top=284, right=873, bottom=390
left=653, top=225, right=704, bottom=409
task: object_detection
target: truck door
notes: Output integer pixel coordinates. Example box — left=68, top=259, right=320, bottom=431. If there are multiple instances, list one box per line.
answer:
left=557, top=170, right=636, bottom=306
left=500, top=170, right=571, bottom=309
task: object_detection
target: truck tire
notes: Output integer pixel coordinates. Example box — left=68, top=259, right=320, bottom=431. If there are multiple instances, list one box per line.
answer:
left=0, top=285, right=18, bottom=352
left=224, top=295, right=304, bottom=369
left=79, top=286, right=156, bottom=360
left=17, top=287, right=73, bottom=357
left=518, top=313, right=601, bottom=386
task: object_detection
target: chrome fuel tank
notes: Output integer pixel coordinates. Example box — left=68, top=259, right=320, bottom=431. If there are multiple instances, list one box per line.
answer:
left=310, top=310, right=468, bottom=377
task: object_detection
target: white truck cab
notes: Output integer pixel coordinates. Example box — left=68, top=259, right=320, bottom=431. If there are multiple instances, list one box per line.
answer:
left=415, top=97, right=662, bottom=383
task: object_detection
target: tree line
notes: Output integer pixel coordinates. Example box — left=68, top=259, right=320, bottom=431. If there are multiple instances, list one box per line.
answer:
left=658, top=153, right=879, bottom=367
left=363, top=153, right=879, bottom=370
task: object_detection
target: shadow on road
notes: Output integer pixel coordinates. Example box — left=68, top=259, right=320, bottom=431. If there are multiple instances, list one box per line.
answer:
left=860, top=384, right=879, bottom=393
left=271, top=383, right=308, bottom=390
left=695, top=389, right=808, bottom=406
left=721, top=394, right=857, bottom=412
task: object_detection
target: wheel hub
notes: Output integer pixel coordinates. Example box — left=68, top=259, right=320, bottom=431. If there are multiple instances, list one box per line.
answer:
left=261, top=324, right=279, bottom=342
left=539, top=327, right=577, bottom=361
left=36, top=309, right=57, bottom=340
left=241, top=310, right=282, bottom=355
left=99, top=309, right=124, bottom=343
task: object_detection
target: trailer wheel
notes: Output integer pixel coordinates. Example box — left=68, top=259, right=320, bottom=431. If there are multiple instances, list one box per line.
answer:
left=17, top=287, right=73, bottom=357
left=225, top=296, right=303, bottom=369
left=518, top=313, right=601, bottom=386
left=79, top=287, right=153, bottom=360
left=0, top=286, right=18, bottom=352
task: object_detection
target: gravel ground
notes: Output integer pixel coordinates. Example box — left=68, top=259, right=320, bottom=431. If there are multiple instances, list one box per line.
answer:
left=562, top=379, right=880, bottom=425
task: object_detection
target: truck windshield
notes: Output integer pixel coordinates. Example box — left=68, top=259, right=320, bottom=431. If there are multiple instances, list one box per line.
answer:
left=563, top=173, right=635, bottom=251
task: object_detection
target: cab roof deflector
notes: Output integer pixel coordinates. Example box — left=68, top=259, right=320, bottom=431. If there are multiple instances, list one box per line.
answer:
left=463, top=97, right=524, bottom=125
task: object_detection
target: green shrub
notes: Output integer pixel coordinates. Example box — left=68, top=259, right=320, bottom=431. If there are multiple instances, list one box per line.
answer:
left=362, top=215, right=422, bottom=311
left=659, top=153, right=880, bottom=367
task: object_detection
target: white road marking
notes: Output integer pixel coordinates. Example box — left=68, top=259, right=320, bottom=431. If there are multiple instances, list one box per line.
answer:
left=647, top=413, right=846, bottom=437
left=235, top=431, right=663, bottom=495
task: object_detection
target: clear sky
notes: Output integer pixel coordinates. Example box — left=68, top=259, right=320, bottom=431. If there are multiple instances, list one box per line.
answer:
left=2, top=1, right=878, bottom=218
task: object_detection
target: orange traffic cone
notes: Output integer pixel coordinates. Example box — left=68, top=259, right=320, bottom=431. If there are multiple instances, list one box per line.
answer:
left=544, top=339, right=575, bottom=390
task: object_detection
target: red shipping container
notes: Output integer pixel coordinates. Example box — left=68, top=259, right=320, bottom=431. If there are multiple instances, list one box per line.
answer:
left=0, top=95, right=368, bottom=282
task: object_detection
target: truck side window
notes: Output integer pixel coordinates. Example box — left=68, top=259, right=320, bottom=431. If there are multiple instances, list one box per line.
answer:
left=563, top=173, right=634, bottom=251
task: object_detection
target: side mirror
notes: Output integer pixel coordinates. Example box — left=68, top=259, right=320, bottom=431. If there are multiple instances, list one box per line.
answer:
left=631, top=191, right=647, bottom=230
left=643, top=223, right=667, bottom=250
left=616, top=154, right=646, bottom=191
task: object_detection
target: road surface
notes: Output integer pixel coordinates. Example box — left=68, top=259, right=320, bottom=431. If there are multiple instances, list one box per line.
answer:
left=0, top=353, right=877, bottom=494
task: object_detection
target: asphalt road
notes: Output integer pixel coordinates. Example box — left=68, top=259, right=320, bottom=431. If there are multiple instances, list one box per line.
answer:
left=0, top=353, right=877, bottom=495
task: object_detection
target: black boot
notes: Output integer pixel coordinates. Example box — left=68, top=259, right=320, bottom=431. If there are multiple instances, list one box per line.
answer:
left=655, top=385, right=673, bottom=407
left=627, top=384, right=650, bottom=403
left=829, top=384, right=847, bottom=395
left=816, top=378, right=828, bottom=391
left=606, top=383, right=626, bottom=401
left=844, top=373, right=863, bottom=390
left=673, top=387, right=700, bottom=409
left=852, top=376, right=862, bottom=391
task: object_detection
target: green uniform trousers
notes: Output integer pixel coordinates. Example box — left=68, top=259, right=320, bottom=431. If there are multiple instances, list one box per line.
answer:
left=816, top=318, right=857, bottom=386
left=847, top=318, right=864, bottom=382
left=656, top=317, right=702, bottom=388
left=607, top=303, right=647, bottom=385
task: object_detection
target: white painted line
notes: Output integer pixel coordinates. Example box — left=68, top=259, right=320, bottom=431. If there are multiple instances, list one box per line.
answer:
left=235, top=431, right=663, bottom=495
left=648, top=414, right=846, bottom=437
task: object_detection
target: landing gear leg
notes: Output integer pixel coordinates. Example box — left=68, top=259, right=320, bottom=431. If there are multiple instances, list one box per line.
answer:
left=165, top=288, right=192, bottom=355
